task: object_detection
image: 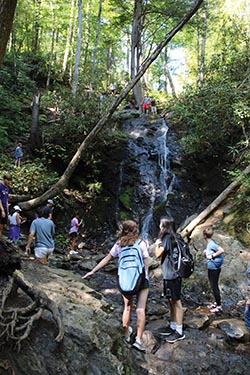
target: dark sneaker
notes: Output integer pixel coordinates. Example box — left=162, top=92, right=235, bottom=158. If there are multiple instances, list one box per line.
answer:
left=132, top=340, right=146, bottom=352
left=159, top=326, right=175, bottom=336
left=165, top=331, right=185, bottom=343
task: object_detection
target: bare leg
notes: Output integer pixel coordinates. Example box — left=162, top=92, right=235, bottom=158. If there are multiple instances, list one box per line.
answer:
left=135, top=288, right=149, bottom=341
left=36, top=256, right=47, bottom=265
left=122, top=294, right=133, bottom=336
left=70, top=237, right=76, bottom=250
left=171, top=299, right=183, bottom=325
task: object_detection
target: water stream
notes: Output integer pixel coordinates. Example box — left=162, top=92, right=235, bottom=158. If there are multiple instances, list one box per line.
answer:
left=119, top=117, right=176, bottom=243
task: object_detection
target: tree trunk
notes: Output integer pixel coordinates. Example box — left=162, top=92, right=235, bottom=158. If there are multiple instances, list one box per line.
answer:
left=72, top=0, right=83, bottom=98
left=62, top=0, right=75, bottom=79
left=19, top=0, right=204, bottom=210
left=46, top=0, right=56, bottom=87
left=32, top=0, right=42, bottom=52
left=30, top=93, right=42, bottom=151
left=197, top=7, right=207, bottom=87
left=180, top=165, right=250, bottom=238
left=161, top=49, right=177, bottom=99
left=131, top=0, right=143, bottom=110
left=82, top=0, right=90, bottom=75
left=0, top=0, right=17, bottom=67
left=90, top=0, right=103, bottom=90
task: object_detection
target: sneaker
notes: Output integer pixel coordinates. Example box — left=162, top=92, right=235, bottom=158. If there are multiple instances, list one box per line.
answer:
left=69, top=250, right=78, bottom=255
left=132, top=339, right=146, bottom=352
left=159, top=326, right=175, bottom=336
left=207, top=302, right=217, bottom=309
left=124, top=326, right=133, bottom=344
left=210, top=305, right=223, bottom=314
left=165, top=330, right=185, bottom=343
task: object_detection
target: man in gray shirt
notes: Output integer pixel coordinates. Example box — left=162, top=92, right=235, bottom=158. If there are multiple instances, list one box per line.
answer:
left=25, top=207, right=55, bottom=264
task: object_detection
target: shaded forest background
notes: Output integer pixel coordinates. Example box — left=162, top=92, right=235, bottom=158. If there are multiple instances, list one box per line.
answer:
left=0, top=0, right=250, bottom=243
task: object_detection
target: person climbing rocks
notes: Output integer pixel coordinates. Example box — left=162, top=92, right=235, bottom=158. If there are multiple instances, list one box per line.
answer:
left=155, top=216, right=185, bottom=343
left=82, top=220, right=149, bottom=352
left=0, top=174, right=12, bottom=238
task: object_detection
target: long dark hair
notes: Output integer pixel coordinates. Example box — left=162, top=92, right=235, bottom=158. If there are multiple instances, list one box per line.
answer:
left=158, top=216, right=176, bottom=240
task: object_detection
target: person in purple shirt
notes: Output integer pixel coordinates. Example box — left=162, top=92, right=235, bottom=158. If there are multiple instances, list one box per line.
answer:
left=0, top=174, right=12, bottom=237
left=68, top=213, right=83, bottom=252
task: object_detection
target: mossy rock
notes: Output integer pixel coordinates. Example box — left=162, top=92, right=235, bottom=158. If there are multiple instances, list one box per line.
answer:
left=222, top=208, right=250, bottom=246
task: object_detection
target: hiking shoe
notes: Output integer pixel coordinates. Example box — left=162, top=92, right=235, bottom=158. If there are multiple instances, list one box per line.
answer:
left=124, top=326, right=133, bottom=344
left=165, top=331, right=185, bottom=343
left=159, top=326, right=175, bottom=336
left=69, top=250, right=78, bottom=255
left=207, top=302, right=217, bottom=309
left=210, top=305, right=223, bottom=314
left=132, top=340, right=146, bottom=352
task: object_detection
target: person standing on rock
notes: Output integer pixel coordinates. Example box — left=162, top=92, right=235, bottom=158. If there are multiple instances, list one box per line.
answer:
left=25, top=207, right=55, bottom=264
left=155, top=216, right=185, bottom=343
left=8, top=205, right=25, bottom=244
left=82, top=220, right=149, bottom=352
left=244, top=265, right=250, bottom=331
left=203, top=227, right=225, bottom=313
left=0, top=174, right=12, bottom=238
left=68, top=213, right=83, bottom=254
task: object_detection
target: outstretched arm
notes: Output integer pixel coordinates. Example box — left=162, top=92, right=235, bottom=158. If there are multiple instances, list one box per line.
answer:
left=82, top=253, right=112, bottom=279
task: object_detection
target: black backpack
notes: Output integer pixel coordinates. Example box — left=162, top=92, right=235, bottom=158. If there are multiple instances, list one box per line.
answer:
left=176, top=236, right=194, bottom=278
left=161, top=235, right=194, bottom=280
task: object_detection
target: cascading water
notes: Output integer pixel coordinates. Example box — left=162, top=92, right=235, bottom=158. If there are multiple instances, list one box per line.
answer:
left=140, top=119, right=175, bottom=241
left=117, top=116, right=176, bottom=244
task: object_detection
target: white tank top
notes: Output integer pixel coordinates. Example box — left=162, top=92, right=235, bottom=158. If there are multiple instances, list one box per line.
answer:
left=9, top=212, right=18, bottom=225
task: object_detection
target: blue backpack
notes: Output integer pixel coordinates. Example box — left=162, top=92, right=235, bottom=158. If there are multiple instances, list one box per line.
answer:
left=117, top=240, right=145, bottom=295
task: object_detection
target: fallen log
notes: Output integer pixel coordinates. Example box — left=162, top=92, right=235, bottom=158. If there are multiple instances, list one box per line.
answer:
left=180, top=165, right=250, bottom=238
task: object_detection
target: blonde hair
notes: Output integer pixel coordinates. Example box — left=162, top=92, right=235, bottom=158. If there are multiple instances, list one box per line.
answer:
left=119, top=220, right=139, bottom=247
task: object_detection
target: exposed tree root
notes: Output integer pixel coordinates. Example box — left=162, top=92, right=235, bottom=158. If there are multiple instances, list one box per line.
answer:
left=0, top=240, right=64, bottom=352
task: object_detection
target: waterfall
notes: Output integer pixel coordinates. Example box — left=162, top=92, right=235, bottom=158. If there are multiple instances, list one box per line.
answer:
left=140, top=183, right=156, bottom=241
left=140, top=119, right=175, bottom=242
left=118, top=117, right=176, bottom=243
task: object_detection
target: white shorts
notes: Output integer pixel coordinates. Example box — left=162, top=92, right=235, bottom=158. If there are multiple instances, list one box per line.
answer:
left=34, top=247, right=54, bottom=259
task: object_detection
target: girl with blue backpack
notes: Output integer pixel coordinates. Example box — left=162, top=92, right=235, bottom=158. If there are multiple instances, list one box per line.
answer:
left=82, top=220, right=149, bottom=352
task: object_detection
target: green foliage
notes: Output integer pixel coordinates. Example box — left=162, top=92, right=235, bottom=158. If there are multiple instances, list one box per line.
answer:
left=0, top=161, right=58, bottom=196
left=119, top=186, right=133, bottom=211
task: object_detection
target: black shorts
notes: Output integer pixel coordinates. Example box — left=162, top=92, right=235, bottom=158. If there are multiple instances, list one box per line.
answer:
left=69, top=232, right=77, bottom=239
left=0, top=209, right=8, bottom=225
left=140, top=277, right=149, bottom=291
left=164, top=278, right=182, bottom=301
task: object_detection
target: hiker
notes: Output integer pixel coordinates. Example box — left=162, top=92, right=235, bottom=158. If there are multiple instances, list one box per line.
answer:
left=68, top=213, right=83, bottom=254
left=0, top=174, right=12, bottom=238
left=150, top=98, right=157, bottom=116
left=8, top=205, right=25, bottom=244
left=155, top=216, right=185, bottom=343
left=41, top=199, right=54, bottom=219
left=82, top=220, right=149, bottom=352
left=203, top=227, right=225, bottom=313
left=141, top=95, right=150, bottom=115
left=25, top=207, right=55, bottom=264
left=244, top=265, right=250, bottom=331
left=14, top=142, right=23, bottom=167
